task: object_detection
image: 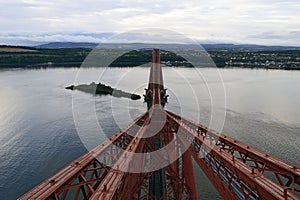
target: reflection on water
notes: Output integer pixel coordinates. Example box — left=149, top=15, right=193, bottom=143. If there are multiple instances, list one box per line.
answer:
left=0, top=67, right=299, bottom=200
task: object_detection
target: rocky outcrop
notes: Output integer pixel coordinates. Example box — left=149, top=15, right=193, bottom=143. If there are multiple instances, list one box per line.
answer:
left=66, top=82, right=141, bottom=100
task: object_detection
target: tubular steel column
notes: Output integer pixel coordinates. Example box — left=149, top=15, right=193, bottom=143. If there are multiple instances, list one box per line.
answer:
left=182, top=151, right=198, bottom=199
left=145, top=48, right=167, bottom=110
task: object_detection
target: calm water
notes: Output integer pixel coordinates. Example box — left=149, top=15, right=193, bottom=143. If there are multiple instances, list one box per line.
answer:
left=0, top=67, right=299, bottom=200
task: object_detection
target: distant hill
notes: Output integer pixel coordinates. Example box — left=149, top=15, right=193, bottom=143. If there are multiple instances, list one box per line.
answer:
left=34, top=42, right=300, bottom=51
left=201, top=43, right=300, bottom=51
left=35, top=42, right=98, bottom=49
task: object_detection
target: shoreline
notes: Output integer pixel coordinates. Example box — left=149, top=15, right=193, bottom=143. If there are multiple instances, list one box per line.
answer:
left=0, top=64, right=299, bottom=71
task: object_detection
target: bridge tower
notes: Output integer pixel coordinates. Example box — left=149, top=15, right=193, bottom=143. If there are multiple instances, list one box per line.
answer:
left=19, top=49, right=300, bottom=200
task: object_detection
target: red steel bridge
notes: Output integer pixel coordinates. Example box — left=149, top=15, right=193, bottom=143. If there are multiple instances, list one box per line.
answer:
left=20, top=49, right=300, bottom=200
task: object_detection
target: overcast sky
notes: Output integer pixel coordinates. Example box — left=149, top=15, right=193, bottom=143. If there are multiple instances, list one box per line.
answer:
left=0, top=0, right=299, bottom=46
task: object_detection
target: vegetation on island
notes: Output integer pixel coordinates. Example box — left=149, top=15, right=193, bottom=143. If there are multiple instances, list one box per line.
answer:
left=65, top=82, right=141, bottom=100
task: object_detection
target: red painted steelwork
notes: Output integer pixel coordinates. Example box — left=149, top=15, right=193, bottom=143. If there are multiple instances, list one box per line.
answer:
left=19, top=49, right=300, bottom=200
left=18, top=113, right=149, bottom=200
left=167, top=110, right=300, bottom=200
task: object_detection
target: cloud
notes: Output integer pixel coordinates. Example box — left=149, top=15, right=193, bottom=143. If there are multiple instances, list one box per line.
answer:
left=0, top=0, right=299, bottom=46
left=0, top=32, right=115, bottom=46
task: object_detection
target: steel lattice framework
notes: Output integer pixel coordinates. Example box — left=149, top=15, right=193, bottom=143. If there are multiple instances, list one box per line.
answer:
left=19, top=49, right=300, bottom=200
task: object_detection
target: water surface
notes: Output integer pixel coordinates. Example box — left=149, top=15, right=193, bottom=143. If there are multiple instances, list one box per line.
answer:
left=0, top=67, right=299, bottom=200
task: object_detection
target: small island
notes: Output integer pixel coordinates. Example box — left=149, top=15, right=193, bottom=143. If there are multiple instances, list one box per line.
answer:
left=66, top=82, right=141, bottom=100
